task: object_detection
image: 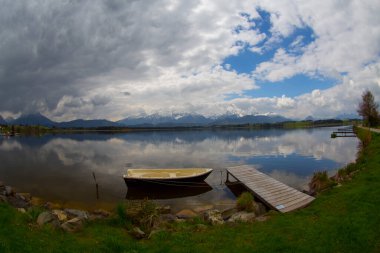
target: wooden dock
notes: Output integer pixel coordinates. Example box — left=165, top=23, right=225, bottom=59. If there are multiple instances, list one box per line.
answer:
left=227, top=166, right=315, bottom=213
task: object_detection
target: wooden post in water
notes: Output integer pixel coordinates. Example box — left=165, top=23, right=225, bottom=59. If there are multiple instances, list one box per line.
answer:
left=92, top=172, right=99, bottom=200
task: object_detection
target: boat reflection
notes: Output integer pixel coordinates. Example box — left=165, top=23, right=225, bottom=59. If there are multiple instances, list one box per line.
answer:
left=125, top=181, right=213, bottom=200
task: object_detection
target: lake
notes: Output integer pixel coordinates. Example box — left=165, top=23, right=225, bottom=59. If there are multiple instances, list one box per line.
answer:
left=0, top=127, right=359, bottom=212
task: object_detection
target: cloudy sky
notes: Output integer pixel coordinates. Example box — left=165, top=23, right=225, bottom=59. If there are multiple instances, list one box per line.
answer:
left=0, top=0, right=379, bottom=121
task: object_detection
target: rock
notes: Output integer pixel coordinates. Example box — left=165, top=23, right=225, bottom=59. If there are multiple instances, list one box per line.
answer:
left=176, top=209, right=197, bottom=219
left=131, top=227, right=145, bottom=239
left=5, top=186, right=13, bottom=196
left=61, top=217, right=84, bottom=233
left=254, top=202, right=267, bottom=216
left=174, top=218, right=186, bottom=223
left=195, top=224, right=208, bottom=231
left=64, top=209, right=89, bottom=220
left=7, top=196, right=30, bottom=208
left=92, top=209, right=111, bottom=217
left=16, top=193, right=31, bottom=202
left=156, top=205, right=171, bottom=214
left=52, top=209, right=68, bottom=222
left=221, top=207, right=238, bottom=220
left=228, top=211, right=256, bottom=223
left=160, top=213, right=178, bottom=223
left=17, top=208, right=26, bottom=213
left=193, top=205, right=214, bottom=213
left=204, top=209, right=224, bottom=225
left=255, top=216, right=269, bottom=222
left=37, top=211, right=60, bottom=228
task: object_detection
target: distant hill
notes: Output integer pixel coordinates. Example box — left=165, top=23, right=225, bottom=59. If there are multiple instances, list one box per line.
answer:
left=58, top=119, right=122, bottom=128
left=0, top=115, right=7, bottom=125
left=7, top=113, right=121, bottom=128
left=335, top=113, right=360, bottom=120
left=3, top=112, right=292, bottom=128
left=211, top=114, right=290, bottom=125
left=10, top=113, right=56, bottom=127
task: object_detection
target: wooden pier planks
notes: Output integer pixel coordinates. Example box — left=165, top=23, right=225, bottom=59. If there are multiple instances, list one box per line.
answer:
left=227, top=166, right=315, bottom=213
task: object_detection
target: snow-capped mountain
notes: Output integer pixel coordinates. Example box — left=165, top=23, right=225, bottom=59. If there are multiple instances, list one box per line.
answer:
left=117, top=113, right=291, bottom=126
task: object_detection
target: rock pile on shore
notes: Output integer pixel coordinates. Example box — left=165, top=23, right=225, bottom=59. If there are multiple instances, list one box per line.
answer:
left=0, top=181, right=110, bottom=232
left=1, top=181, right=270, bottom=238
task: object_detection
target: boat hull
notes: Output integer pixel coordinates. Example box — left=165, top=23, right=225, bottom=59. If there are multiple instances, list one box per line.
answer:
left=125, top=181, right=212, bottom=200
left=123, top=169, right=212, bottom=186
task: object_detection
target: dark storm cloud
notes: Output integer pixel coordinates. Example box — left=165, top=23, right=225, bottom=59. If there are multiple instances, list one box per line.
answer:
left=0, top=0, right=190, bottom=113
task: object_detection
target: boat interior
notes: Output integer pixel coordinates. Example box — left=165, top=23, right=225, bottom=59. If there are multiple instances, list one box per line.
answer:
left=125, top=168, right=213, bottom=179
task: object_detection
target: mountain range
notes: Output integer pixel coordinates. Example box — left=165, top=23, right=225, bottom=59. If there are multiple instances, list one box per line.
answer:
left=0, top=112, right=294, bottom=128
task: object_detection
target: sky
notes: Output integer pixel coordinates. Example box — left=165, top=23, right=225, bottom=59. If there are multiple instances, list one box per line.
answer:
left=0, top=0, right=379, bottom=121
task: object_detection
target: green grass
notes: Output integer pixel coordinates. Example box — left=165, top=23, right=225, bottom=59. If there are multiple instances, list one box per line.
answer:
left=1, top=128, right=380, bottom=252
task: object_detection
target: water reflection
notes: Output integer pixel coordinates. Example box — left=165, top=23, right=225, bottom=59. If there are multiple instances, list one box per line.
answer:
left=0, top=127, right=358, bottom=211
left=125, top=182, right=213, bottom=200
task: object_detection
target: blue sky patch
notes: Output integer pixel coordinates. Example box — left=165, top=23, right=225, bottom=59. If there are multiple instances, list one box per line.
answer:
left=246, top=74, right=336, bottom=98
left=223, top=10, right=331, bottom=99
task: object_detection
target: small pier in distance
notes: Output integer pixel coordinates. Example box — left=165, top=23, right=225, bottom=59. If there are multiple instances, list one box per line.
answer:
left=227, top=166, right=315, bottom=213
left=331, top=126, right=356, bottom=138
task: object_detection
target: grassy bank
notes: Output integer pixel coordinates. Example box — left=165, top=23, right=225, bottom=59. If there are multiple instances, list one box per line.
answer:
left=1, top=128, right=380, bottom=252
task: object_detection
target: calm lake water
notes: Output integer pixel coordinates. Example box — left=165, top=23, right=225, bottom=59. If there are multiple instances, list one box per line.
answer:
left=0, top=127, right=358, bottom=212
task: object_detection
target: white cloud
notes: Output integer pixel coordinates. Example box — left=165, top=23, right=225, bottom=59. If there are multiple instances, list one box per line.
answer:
left=0, top=0, right=379, bottom=120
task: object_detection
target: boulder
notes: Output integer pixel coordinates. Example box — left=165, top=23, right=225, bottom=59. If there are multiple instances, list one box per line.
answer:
left=17, top=208, right=26, bottom=213
left=203, top=209, right=224, bottom=225
left=61, top=217, right=84, bottom=233
left=221, top=207, right=238, bottom=220
left=52, top=209, right=68, bottom=222
left=254, top=202, right=267, bottom=216
left=160, top=213, right=178, bottom=223
left=92, top=209, right=111, bottom=217
left=16, top=193, right=31, bottom=202
left=88, top=209, right=111, bottom=221
left=228, top=211, right=256, bottom=223
left=37, top=211, right=60, bottom=228
left=131, top=227, right=145, bottom=239
left=64, top=208, right=89, bottom=220
left=176, top=209, right=197, bottom=219
left=193, top=204, right=214, bottom=213
left=255, top=216, right=269, bottom=222
left=7, top=196, right=30, bottom=208
left=5, top=186, right=13, bottom=196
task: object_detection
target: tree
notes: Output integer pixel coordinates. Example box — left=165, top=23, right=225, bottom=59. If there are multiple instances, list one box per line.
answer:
left=357, top=90, right=380, bottom=127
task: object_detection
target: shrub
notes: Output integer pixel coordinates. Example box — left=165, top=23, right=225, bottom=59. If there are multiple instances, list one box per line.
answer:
left=236, top=192, right=254, bottom=212
left=309, top=171, right=336, bottom=194
left=137, top=199, right=159, bottom=232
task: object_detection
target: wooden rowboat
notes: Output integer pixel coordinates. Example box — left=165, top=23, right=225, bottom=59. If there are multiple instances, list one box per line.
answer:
left=123, top=168, right=213, bottom=185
